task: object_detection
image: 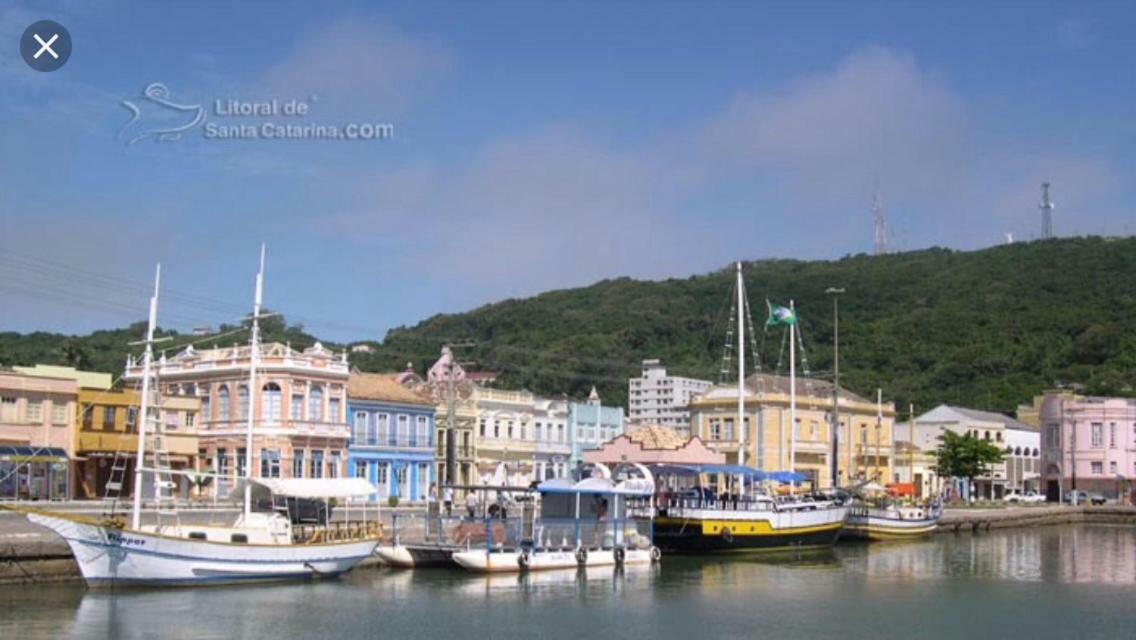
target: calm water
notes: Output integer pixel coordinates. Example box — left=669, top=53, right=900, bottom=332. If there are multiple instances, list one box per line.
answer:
left=3, top=525, right=1134, bottom=639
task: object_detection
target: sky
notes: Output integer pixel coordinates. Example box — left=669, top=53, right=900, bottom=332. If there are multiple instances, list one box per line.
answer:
left=1, top=1, right=1133, bottom=342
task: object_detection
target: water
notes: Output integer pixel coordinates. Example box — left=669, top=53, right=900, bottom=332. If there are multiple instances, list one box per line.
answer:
left=3, top=525, right=1134, bottom=639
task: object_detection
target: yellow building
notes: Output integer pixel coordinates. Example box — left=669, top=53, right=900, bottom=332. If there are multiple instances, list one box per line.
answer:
left=689, top=373, right=896, bottom=489
left=74, top=388, right=200, bottom=499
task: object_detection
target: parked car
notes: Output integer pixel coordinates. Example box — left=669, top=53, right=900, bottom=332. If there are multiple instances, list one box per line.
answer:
left=1062, top=490, right=1106, bottom=505
left=1003, top=490, right=1045, bottom=504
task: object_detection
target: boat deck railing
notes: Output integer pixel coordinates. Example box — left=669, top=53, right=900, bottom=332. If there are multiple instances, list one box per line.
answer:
left=389, top=511, right=653, bottom=552
left=659, top=495, right=843, bottom=516
left=292, top=520, right=382, bottom=544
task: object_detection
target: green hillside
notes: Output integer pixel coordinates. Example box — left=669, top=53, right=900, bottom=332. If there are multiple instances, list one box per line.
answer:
left=3, top=237, right=1135, bottom=414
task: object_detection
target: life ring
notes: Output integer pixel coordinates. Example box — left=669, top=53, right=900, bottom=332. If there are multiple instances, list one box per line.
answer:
left=721, top=527, right=734, bottom=544
left=518, top=550, right=532, bottom=569
left=575, top=546, right=589, bottom=565
left=649, top=546, right=662, bottom=563
left=614, top=547, right=626, bottom=565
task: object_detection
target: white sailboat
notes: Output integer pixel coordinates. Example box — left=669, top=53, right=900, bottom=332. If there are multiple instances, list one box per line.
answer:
left=9, top=252, right=381, bottom=587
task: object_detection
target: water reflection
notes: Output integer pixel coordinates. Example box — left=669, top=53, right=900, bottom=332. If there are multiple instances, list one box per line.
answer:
left=1, top=525, right=1133, bottom=640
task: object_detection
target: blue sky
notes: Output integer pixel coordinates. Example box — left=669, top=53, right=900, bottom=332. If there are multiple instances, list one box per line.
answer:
left=1, top=1, right=1133, bottom=342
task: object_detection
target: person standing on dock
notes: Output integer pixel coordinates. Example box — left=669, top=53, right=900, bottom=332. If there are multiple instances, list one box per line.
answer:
left=443, top=486, right=454, bottom=517
left=466, top=491, right=479, bottom=519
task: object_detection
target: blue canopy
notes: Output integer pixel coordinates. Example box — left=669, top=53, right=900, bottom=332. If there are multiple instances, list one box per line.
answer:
left=650, top=464, right=766, bottom=481
left=766, top=471, right=807, bottom=484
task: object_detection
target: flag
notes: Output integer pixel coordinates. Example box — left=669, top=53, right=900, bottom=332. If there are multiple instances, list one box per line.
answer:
left=766, top=300, right=796, bottom=327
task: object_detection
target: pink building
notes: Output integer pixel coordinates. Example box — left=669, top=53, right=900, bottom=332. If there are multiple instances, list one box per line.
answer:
left=0, top=370, right=78, bottom=499
left=1039, top=392, right=1136, bottom=501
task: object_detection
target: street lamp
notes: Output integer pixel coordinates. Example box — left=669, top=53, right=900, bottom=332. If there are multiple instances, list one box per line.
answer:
left=826, top=287, right=845, bottom=490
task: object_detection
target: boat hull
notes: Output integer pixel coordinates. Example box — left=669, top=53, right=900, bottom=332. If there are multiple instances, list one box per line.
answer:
left=843, top=512, right=940, bottom=541
left=27, top=512, right=379, bottom=587
left=375, top=543, right=457, bottom=568
left=451, top=548, right=655, bottom=574
left=653, top=506, right=847, bottom=554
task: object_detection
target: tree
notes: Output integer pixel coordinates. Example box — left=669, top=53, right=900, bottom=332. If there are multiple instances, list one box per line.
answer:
left=934, top=430, right=1005, bottom=491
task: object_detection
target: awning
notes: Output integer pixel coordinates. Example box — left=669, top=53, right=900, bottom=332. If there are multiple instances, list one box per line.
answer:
left=0, top=446, right=69, bottom=463
left=650, top=463, right=766, bottom=480
left=233, top=477, right=377, bottom=500
left=766, top=471, right=807, bottom=484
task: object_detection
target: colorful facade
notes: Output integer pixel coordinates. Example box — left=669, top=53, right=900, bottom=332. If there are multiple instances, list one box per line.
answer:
left=347, top=372, right=435, bottom=503
left=0, top=369, right=78, bottom=500
left=1039, top=393, right=1136, bottom=501
left=567, top=387, right=625, bottom=469
left=533, top=396, right=570, bottom=480
left=689, top=373, right=896, bottom=490
left=125, top=342, right=350, bottom=498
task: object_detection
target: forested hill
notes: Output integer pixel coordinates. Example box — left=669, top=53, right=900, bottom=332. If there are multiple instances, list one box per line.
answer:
left=3, top=237, right=1135, bottom=414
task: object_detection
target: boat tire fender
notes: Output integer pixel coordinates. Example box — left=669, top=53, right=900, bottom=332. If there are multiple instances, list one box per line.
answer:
left=518, top=550, right=532, bottom=569
left=575, top=546, right=588, bottom=565
left=649, top=546, right=662, bottom=563
left=721, top=527, right=734, bottom=544
left=614, top=547, right=626, bottom=565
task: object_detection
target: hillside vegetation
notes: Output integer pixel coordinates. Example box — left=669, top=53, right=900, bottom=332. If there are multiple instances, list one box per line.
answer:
left=3, top=237, right=1135, bottom=414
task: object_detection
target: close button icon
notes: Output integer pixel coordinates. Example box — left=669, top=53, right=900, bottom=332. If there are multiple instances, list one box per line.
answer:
left=20, top=20, right=71, bottom=72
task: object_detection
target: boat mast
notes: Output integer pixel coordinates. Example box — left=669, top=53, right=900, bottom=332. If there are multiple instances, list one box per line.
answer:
left=131, top=264, right=161, bottom=530
left=789, top=300, right=796, bottom=482
left=736, top=262, right=746, bottom=469
left=243, top=245, right=265, bottom=519
left=875, top=389, right=882, bottom=480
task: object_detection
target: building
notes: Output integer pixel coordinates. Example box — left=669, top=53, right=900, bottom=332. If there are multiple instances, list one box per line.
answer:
left=73, top=387, right=201, bottom=500
left=473, top=387, right=537, bottom=486
left=583, top=425, right=725, bottom=466
left=567, top=387, right=625, bottom=469
left=347, top=372, right=435, bottom=503
left=689, top=373, right=895, bottom=490
left=0, top=369, right=79, bottom=500
left=898, top=404, right=1038, bottom=500
left=125, top=342, right=350, bottom=498
left=1039, top=393, right=1136, bottom=501
left=628, top=359, right=712, bottom=435
left=398, top=355, right=478, bottom=492
left=533, top=396, right=570, bottom=480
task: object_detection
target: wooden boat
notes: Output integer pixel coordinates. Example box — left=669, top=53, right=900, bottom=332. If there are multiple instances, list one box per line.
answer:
left=843, top=501, right=941, bottom=541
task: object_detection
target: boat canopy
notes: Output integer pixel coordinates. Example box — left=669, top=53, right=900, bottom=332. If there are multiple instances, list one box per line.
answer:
left=765, top=471, right=807, bottom=484
left=235, top=478, right=378, bottom=500
left=536, top=475, right=653, bottom=497
left=650, top=463, right=766, bottom=480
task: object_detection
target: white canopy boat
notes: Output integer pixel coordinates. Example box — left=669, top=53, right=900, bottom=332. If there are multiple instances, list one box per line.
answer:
left=451, top=463, right=661, bottom=573
left=7, top=253, right=381, bottom=587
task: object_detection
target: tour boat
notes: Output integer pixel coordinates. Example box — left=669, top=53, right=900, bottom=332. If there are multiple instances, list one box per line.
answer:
left=650, top=465, right=848, bottom=553
left=451, top=464, right=661, bottom=573
left=10, top=254, right=381, bottom=587
left=843, top=498, right=942, bottom=541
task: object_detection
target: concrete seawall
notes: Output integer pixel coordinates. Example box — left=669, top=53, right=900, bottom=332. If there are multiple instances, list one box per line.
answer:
left=936, top=505, right=1136, bottom=533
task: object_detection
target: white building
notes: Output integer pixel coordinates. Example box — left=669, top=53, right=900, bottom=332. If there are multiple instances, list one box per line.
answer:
left=627, top=359, right=712, bottom=436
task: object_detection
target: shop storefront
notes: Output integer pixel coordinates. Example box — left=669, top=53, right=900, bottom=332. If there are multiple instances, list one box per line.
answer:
left=0, top=446, right=70, bottom=500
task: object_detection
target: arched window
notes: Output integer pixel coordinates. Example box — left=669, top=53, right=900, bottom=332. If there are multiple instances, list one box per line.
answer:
left=238, top=385, right=249, bottom=420
left=308, top=386, right=323, bottom=421
left=218, top=385, right=230, bottom=420
left=984, top=431, right=991, bottom=441
left=1014, top=447, right=1022, bottom=456
left=262, top=382, right=281, bottom=422
left=1032, top=448, right=1039, bottom=457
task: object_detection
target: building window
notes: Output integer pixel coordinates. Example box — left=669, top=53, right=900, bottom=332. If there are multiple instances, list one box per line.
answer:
left=217, top=448, right=229, bottom=478
left=479, top=418, right=487, bottom=438
left=290, top=394, right=303, bottom=420
left=710, top=419, right=721, bottom=441
left=26, top=400, right=43, bottom=423
left=186, top=412, right=196, bottom=429
left=236, top=448, right=247, bottom=479
left=558, top=425, right=565, bottom=442
left=329, top=452, right=340, bottom=478
left=310, top=450, right=324, bottom=478
left=1091, top=461, right=1103, bottom=475
left=260, top=449, right=281, bottom=478
left=398, top=415, right=410, bottom=445
left=1109, top=423, right=1116, bottom=448
left=376, top=463, right=388, bottom=485
left=102, top=406, right=117, bottom=431
left=353, top=411, right=369, bottom=444
left=262, top=383, right=282, bottom=422
left=328, top=398, right=341, bottom=423
left=201, top=396, right=211, bottom=422
left=51, top=402, right=67, bottom=425
left=308, top=386, right=323, bottom=421
left=493, top=420, right=500, bottom=439
left=1046, top=424, right=1059, bottom=448
left=377, top=413, right=390, bottom=443
left=293, top=450, right=305, bottom=478
left=417, top=416, right=429, bottom=446
left=1109, top=461, right=1117, bottom=475
left=355, top=461, right=368, bottom=479
left=1091, top=423, right=1103, bottom=449
left=218, top=385, right=230, bottom=420
left=395, top=465, right=407, bottom=486
left=238, top=385, right=249, bottom=420
left=0, top=397, right=16, bottom=421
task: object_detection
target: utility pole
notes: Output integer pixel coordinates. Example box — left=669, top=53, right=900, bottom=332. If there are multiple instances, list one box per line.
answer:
left=826, top=287, right=844, bottom=489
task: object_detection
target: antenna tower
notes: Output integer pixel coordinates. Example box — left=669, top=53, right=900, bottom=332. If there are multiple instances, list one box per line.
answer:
left=873, top=189, right=888, bottom=255
left=1040, top=182, right=1055, bottom=240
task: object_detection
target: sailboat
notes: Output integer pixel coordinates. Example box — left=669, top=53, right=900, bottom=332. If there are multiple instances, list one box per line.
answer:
left=651, top=262, right=847, bottom=554
left=7, top=252, right=381, bottom=586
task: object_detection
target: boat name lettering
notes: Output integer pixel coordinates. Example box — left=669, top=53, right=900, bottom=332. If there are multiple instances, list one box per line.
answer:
left=107, top=532, right=146, bottom=547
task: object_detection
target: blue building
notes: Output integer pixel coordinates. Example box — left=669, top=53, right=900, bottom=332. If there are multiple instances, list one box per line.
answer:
left=567, top=387, right=625, bottom=469
left=346, top=372, right=435, bottom=503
